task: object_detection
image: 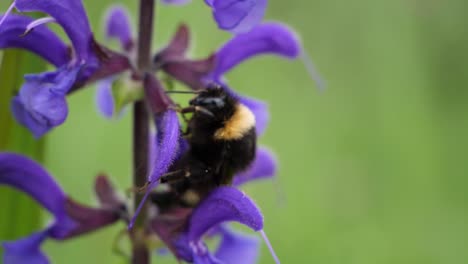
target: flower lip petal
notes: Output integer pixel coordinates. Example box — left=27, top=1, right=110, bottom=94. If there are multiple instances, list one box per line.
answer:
left=233, top=147, right=277, bottom=186
left=214, top=226, right=260, bottom=264
left=12, top=66, right=82, bottom=138
left=15, top=0, right=93, bottom=60
left=104, top=5, right=133, bottom=51
left=211, top=0, right=266, bottom=34
left=187, top=187, right=264, bottom=242
left=0, top=14, right=69, bottom=67
left=162, top=0, right=193, bottom=6
left=210, top=22, right=301, bottom=79
left=2, top=230, right=50, bottom=264
left=95, top=78, right=115, bottom=119
left=212, top=0, right=254, bottom=29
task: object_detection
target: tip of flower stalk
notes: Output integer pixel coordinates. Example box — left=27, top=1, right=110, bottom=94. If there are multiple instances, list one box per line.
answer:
left=300, top=50, right=326, bottom=91
left=259, top=230, right=281, bottom=264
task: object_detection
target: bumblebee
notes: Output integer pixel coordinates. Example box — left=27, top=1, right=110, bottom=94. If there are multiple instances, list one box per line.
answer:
left=151, top=86, right=256, bottom=210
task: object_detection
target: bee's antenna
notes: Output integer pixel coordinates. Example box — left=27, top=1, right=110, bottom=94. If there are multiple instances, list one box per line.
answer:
left=165, top=90, right=202, bottom=94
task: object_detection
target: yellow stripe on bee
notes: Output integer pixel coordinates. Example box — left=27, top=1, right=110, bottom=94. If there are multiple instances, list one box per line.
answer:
left=214, top=104, right=255, bottom=140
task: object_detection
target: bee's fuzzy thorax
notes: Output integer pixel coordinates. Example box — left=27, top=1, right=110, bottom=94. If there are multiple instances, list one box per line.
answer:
left=214, top=103, right=256, bottom=140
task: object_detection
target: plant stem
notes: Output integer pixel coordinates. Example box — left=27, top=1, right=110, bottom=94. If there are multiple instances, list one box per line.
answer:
left=132, top=0, right=155, bottom=263
left=137, top=0, right=155, bottom=71
left=132, top=102, right=150, bottom=264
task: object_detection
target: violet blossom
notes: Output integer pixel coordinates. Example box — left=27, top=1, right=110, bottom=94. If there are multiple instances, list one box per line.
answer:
left=162, top=0, right=267, bottom=33
left=0, top=0, right=130, bottom=138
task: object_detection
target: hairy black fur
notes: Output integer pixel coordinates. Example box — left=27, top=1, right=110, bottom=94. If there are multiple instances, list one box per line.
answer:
left=151, top=88, right=256, bottom=210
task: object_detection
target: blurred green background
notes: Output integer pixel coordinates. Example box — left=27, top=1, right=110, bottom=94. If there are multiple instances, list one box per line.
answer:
left=2, top=0, right=468, bottom=263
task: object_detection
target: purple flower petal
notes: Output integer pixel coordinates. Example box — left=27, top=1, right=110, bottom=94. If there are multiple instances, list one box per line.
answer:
left=15, top=0, right=93, bottom=60
left=155, top=24, right=190, bottom=63
left=11, top=66, right=82, bottom=138
left=215, top=227, right=260, bottom=264
left=94, top=174, right=124, bottom=210
left=233, top=147, right=277, bottom=186
left=163, top=55, right=216, bottom=90
left=2, top=231, right=49, bottom=264
left=104, top=5, right=133, bottom=51
left=0, top=14, right=68, bottom=67
left=188, top=187, right=263, bottom=242
left=129, top=110, right=180, bottom=228
left=150, top=208, right=193, bottom=260
left=63, top=198, right=121, bottom=239
left=193, top=252, right=223, bottom=264
left=77, top=40, right=131, bottom=86
left=0, top=152, right=76, bottom=241
left=151, top=110, right=181, bottom=182
left=210, top=22, right=301, bottom=79
left=95, top=78, right=115, bottom=118
left=0, top=153, right=69, bottom=226
left=207, top=0, right=266, bottom=34
left=162, top=0, right=193, bottom=5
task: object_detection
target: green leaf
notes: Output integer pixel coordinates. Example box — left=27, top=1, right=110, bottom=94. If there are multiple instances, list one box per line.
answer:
left=0, top=49, right=47, bottom=252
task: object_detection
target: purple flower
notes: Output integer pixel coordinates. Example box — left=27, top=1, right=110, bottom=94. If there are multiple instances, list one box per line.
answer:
left=162, top=0, right=267, bottom=33
left=155, top=22, right=302, bottom=136
left=151, top=187, right=267, bottom=264
left=0, top=153, right=124, bottom=264
left=209, top=22, right=301, bottom=135
left=0, top=0, right=130, bottom=137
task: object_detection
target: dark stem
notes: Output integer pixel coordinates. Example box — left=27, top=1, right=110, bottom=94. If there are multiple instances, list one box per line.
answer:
left=137, top=0, right=155, bottom=71
left=132, top=102, right=150, bottom=264
left=132, top=0, right=155, bottom=263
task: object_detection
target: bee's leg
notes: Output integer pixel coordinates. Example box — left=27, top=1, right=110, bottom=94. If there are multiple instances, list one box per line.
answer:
left=159, top=169, right=189, bottom=184
left=171, top=103, right=191, bottom=124
left=125, top=181, right=151, bottom=196
left=178, top=106, right=214, bottom=118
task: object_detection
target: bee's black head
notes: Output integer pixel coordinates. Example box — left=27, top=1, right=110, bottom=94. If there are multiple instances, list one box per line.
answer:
left=189, top=87, right=237, bottom=123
